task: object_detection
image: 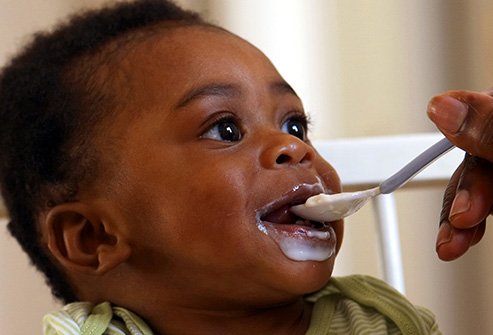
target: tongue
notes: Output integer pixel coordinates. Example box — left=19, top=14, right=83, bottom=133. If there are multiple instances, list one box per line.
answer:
left=262, top=205, right=297, bottom=224
left=262, top=206, right=315, bottom=227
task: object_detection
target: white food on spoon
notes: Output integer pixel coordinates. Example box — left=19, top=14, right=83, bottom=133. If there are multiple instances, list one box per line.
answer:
left=290, top=187, right=379, bottom=222
left=292, top=137, right=456, bottom=222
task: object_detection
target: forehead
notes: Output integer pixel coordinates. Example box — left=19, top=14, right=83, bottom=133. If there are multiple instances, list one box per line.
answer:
left=112, top=25, right=284, bottom=111
left=132, top=25, right=271, bottom=71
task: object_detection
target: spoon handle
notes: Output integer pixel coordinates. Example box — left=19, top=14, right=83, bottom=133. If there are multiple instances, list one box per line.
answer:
left=379, top=137, right=455, bottom=194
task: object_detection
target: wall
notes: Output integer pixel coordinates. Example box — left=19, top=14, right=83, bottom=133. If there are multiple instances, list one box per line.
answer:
left=1, top=1, right=493, bottom=334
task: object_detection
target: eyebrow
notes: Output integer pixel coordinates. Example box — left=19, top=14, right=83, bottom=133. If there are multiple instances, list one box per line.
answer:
left=270, top=81, right=298, bottom=97
left=175, top=84, right=240, bottom=109
left=175, top=81, right=299, bottom=109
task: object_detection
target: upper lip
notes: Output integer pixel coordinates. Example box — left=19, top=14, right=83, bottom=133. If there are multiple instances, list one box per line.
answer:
left=256, top=182, right=325, bottom=221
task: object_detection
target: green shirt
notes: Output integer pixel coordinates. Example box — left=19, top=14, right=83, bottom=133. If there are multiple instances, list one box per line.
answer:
left=43, top=275, right=440, bottom=334
left=305, top=275, right=441, bottom=334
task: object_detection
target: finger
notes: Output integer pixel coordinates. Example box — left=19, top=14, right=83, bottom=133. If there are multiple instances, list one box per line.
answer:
left=471, top=220, right=486, bottom=246
left=427, top=90, right=493, bottom=162
left=438, top=159, right=465, bottom=225
left=435, top=155, right=493, bottom=260
left=436, top=222, right=483, bottom=261
left=435, top=162, right=467, bottom=261
left=448, top=155, right=493, bottom=229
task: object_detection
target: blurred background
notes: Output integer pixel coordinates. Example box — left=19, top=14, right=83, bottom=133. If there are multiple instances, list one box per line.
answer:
left=1, top=0, right=493, bottom=333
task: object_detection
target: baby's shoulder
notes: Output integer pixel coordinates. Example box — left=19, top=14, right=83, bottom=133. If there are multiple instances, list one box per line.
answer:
left=305, top=275, right=441, bottom=335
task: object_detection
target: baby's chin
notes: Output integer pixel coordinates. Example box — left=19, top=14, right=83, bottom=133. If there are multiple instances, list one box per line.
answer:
left=278, top=257, right=336, bottom=297
left=264, top=245, right=337, bottom=297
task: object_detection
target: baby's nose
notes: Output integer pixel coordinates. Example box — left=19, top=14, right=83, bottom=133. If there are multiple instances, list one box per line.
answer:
left=260, top=133, right=315, bottom=169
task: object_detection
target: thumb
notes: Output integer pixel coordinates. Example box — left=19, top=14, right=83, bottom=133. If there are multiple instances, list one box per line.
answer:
left=427, top=89, right=493, bottom=162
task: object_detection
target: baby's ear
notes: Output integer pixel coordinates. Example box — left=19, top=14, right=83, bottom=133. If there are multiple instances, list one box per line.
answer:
left=45, top=202, right=131, bottom=275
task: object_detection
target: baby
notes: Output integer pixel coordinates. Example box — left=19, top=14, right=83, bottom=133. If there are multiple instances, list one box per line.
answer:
left=0, top=0, right=440, bottom=334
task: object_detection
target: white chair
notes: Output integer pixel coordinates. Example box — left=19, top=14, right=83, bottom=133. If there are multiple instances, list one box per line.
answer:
left=313, top=132, right=465, bottom=293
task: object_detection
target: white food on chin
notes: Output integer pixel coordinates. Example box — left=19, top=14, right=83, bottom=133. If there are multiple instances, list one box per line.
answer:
left=257, top=221, right=336, bottom=262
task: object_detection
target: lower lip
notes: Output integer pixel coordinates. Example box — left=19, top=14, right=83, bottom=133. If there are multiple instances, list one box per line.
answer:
left=257, top=221, right=336, bottom=262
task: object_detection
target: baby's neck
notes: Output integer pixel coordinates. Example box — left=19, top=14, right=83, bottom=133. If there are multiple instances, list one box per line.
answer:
left=144, top=298, right=313, bottom=335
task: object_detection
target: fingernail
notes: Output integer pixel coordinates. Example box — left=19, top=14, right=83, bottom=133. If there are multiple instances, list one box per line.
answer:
left=449, top=189, right=471, bottom=219
left=436, top=222, right=453, bottom=249
left=427, top=96, right=468, bottom=134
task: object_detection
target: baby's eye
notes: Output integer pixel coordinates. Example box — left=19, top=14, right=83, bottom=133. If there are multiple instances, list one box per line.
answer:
left=281, top=115, right=308, bottom=141
left=202, top=117, right=242, bottom=142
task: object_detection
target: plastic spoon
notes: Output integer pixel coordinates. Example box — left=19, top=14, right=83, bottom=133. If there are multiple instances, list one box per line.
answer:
left=291, top=137, right=455, bottom=222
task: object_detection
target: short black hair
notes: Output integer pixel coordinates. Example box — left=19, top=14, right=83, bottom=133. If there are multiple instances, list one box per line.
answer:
left=0, top=0, right=208, bottom=303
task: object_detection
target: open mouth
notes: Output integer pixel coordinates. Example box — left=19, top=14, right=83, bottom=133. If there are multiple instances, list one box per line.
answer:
left=256, top=183, right=337, bottom=262
left=260, top=203, right=328, bottom=231
left=256, top=183, right=335, bottom=240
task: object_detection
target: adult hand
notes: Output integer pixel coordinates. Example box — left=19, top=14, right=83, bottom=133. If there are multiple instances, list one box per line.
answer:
left=427, top=88, right=493, bottom=261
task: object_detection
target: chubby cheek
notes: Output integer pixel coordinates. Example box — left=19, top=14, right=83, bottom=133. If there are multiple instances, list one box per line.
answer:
left=163, top=166, right=256, bottom=254
left=122, top=179, right=256, bottom=278
left=111, top=158, right=249, bottom=260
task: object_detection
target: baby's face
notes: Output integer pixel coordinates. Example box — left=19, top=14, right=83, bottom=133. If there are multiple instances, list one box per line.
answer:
left=98, top=26, right=343, bottom=307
